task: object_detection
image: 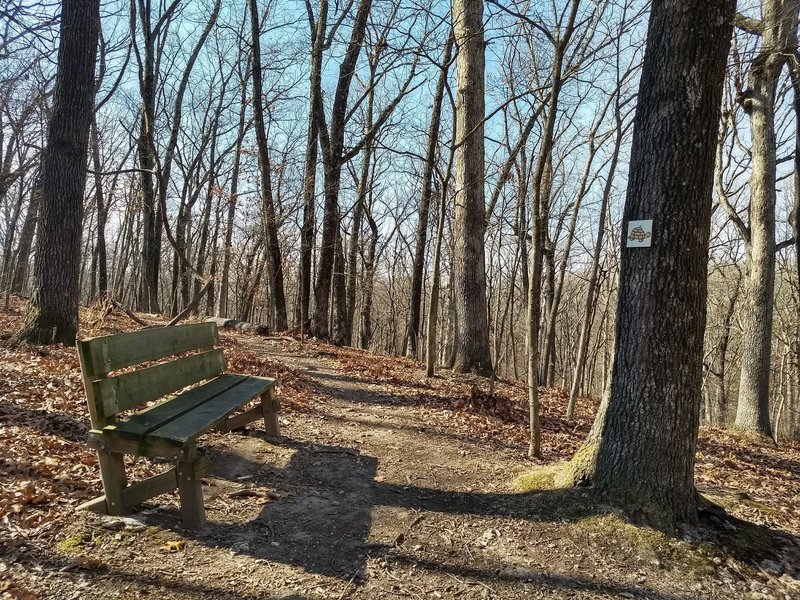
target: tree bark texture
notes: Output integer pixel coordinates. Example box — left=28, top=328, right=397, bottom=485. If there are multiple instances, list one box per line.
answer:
left=14, top=0, right=100, bottom=345
left=451, top=0, right=492, bottom=376
left=591, top=0, right=734, bottom=526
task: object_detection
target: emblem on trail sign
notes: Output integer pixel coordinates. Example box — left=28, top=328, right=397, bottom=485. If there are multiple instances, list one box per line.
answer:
left=626, top=220, right=653, bottom=248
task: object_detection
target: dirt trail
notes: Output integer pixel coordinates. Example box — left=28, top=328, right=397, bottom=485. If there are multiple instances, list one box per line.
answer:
left=16, top=339, right=793, bottom=600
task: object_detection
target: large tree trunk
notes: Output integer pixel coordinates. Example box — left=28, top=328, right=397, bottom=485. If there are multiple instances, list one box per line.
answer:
left=735, top=0, right=799, bottom=437
left=589, top=0, right=734, bottom=526
left=14, top=0, right=100, bottom=345
left=451, top=0, right=492, bottom=376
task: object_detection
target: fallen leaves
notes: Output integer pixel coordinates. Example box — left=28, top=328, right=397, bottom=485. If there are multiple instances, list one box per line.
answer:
left=0, top=293, right=799, bottom=570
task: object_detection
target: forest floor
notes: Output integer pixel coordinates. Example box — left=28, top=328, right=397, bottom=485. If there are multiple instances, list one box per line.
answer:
left=1, top=297, right=799, bottom=600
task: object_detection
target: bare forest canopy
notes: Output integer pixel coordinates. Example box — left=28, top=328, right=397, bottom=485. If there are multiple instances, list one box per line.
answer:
left=1, top=0, right=799, bottom=526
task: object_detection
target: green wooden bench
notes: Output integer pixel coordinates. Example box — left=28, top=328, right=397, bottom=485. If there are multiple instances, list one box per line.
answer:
left=75, top=322, right=279, bottom=529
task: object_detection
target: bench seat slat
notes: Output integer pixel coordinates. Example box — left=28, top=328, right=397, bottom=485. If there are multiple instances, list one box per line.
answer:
left=78, top=322, right=219, bottom=376
left=108, top=374, right=249, bottom=437
left=94, top=349, right=226, bottom=420
left=105, top=376, right=275, bottom=446
left=147, top=376, right=274, bottom=444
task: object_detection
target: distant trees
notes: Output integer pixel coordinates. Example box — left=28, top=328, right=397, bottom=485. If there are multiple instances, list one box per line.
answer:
left=13, top=0, right=100, bottom=345
left=2, top=0, right=800, bottom=449
left=406, top=33, right=453, bottom=359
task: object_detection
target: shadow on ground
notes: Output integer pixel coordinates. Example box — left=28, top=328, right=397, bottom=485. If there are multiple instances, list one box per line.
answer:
left=118, top=427, right=795, bottom=600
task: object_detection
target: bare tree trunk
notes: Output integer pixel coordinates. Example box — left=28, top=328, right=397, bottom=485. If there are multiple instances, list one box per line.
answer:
left=361, top=211, right=378, bottom=349
left=89, top=117, right=108, bottom=299
left=249, top=0, right=287, bottom=331
left=0, top=171, right=24, bottom=295
left=310, top=0, right=372, bottom=341
left=567, top=107, right=624, bottom=418
left=297, top=0, right=327, bottom=329
left=735, top=0, right=799, bottom=437
left=588, top=0, right=734, bottom=526
left=708, top=274, right=740, bottom=425
left=540, top=99, right=614, bottom=390
left=14, top=0, right=100, bottom=345
left=426, top=129, right=456, bottom=376
left=205, top=202, right=221, bottom=316
left=134, top=0, right=163, bottom=314
left=515, top=153, right=529, bottom=307
left=345, top=61, right=377, bottom=345
left=193, top=174, right=215, bottom=313
left=451, top=0, right=492, bottom=376
left=525, top=0, right=579, bottom=457
left=218, top=51, right=250, bottom=318
left=11, top=178, right=40, bottom=294
left=135, top=0, right=221, bottom=315
left=407, top=34, right=453, bottom=358
left=112, top=194, right=136, bottom=301
left=426, top=184, right=447, bottom=377
left=333, top=233, right=348, bottom=343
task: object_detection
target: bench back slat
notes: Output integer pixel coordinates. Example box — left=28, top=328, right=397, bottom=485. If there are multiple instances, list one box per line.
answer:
left=76, top=322, right=220, bottom=377
left=93, top=349, right=227, bottom=422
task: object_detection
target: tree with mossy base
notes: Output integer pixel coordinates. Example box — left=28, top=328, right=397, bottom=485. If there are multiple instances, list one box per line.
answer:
left=564, top=0, right=735, bottom=527
left=12, top=0, right=101, bottom=346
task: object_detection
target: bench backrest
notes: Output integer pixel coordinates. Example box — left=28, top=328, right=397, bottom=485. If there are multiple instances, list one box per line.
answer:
left=76, top=322, right=224, bottom=428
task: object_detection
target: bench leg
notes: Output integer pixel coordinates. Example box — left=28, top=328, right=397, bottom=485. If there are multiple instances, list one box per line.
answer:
left=98, top=449, right=128, bottom=515
left=176, top=445, right=206, bottom=530
left=260, top=387, right=280, bottom=439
